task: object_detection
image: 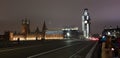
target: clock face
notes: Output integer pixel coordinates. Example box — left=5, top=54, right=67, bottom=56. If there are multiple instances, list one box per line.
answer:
left=84, top=20, right=87, bottom=23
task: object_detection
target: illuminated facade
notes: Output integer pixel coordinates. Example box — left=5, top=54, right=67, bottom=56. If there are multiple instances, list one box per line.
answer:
left=9, top=18, right=64, bottom=41
left=62, top=27, right=80, bottom=39
left=46, top=30, right=63, bottom=39
left=82, top=8, right=91, bottom=38
left=21, top=18, right=30, bottom=35
left=10, top=18, right=42, bottom=41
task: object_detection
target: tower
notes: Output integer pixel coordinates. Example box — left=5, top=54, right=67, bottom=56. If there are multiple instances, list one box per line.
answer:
left=21, top=18, right=30, bottom=35
left=35, top=27, right=40, bottom=34
left=41, top=21, right=47, bottom=40
left=82, top=8, right=91, bottom=38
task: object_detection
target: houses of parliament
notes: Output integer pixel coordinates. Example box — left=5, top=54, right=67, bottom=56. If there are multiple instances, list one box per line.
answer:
left=4, top=18, right=63, bottom=41
left=0, top=18, right=80, bottom=41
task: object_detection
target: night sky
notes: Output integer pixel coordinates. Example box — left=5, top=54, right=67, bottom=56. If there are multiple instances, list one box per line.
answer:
left=0, top=0, right=120, bottom=34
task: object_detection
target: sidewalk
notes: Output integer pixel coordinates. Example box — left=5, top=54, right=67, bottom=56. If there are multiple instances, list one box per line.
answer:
left=101, top=42, right=112, bottom=58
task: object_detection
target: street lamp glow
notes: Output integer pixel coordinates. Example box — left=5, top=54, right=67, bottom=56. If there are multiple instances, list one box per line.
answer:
left=67, top=32, right=70, bottom=37
left=108, top=32, right=111, bottom=35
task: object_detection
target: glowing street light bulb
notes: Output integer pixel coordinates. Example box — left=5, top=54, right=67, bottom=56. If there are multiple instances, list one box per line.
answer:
left=67, top=32, right=70, bottom=37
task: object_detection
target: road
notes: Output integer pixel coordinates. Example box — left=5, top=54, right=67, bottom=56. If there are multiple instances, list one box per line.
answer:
left=0, top=39, right=97, bottom=58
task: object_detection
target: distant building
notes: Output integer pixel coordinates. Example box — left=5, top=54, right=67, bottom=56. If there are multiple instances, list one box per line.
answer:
left=82, top=8, right=91, bottom=38
left=21, top=18, right=30, bottom=35
left=10, top=18, right=41, bottom=41
left=0, top=31, right=11, bottom=41
left=8, top=18, right=64, bottom=41
left=0, top=18, right=83, bottom=41
left=62, top=27, right=80, bottom=39
left=46, top=30, right=63, bottom=39
left=102, top=26, right=120, bottom=37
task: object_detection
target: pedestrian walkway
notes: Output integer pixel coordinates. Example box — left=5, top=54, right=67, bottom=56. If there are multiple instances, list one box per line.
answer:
left=101, top=42, right=112, bottom=58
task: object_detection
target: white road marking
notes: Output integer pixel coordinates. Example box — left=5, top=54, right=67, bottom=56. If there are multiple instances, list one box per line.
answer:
left=69, top=44, right=89, bottom=58
left=85, top=42, right=98, bottom=58
left=27, top=43, right=81, bottom=58
left=0, top=40, right=79, bottom=53
left=0, top=45, right=42, bottom=53
left=64, top=39, right=81, bottom=43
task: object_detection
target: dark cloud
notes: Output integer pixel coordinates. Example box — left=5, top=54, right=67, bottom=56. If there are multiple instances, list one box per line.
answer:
left=0, top=0, right=120, bottom=34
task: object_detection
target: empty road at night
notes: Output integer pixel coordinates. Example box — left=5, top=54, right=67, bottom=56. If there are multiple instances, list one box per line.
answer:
left=0, top=39, right=97, bottom=58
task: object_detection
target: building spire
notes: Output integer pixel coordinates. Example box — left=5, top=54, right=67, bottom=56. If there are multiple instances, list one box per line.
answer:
left=42, top=21, right=47, bottom=31
left=41, top=20, right=47, bottom=40
left=83, top=8, right=89, bottom=16
left=35, top=27, right=40, bottom=34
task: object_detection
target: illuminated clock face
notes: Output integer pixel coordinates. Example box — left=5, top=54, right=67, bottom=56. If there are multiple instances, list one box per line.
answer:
left=84, top=20, right=87, bottom=23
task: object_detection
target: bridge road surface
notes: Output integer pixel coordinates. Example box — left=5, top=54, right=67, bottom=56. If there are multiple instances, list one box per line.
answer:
left=0, top=39, right=97, bottom=58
